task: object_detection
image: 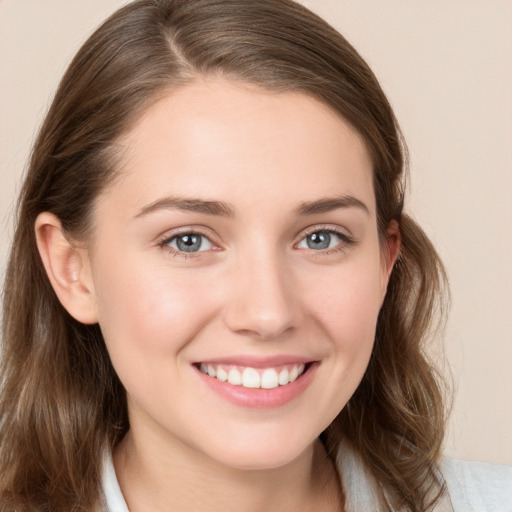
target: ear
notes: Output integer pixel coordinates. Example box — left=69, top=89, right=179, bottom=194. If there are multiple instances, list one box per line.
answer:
left=35, top=212, right=98, bottom=324
left=380, top=219, right=401, bottom=297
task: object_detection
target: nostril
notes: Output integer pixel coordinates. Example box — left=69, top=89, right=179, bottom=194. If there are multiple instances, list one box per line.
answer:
left=223, top=299, right=301, bottom=340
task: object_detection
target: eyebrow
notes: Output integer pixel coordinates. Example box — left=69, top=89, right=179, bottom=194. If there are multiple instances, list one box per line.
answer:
left=133, top=194, right=369, bottom=220
left=133, top=196, right=235, bottom=219
left=295, top=195, right=370, bottom=216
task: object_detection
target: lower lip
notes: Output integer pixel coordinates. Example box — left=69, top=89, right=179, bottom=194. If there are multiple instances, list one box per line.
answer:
left=194, top=363, right=318, bottom=409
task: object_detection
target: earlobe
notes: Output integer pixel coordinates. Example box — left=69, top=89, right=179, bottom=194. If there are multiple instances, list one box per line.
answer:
left=35, top=212, right=98, bottom=324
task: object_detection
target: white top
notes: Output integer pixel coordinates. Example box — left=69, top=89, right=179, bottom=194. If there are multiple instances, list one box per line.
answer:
left=101, top=446, right=512, bottom=512
left=440, top=458, right=512, bottom=512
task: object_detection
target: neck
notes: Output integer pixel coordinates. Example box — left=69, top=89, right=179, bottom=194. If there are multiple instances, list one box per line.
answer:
left=114, top=430, right=343, bottom=512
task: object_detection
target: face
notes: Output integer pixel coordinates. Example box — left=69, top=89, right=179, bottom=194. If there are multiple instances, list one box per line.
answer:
left=85, top=79, right=396, bottom=471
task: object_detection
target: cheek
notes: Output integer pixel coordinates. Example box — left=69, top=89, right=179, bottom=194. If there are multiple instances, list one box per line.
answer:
left=288, top=259, right=384, bottom=428
left=301, top=255, right=383, bottom=387
left=323, top=283, right=379, bottom=375
left=92, top=254, right=217, bottom=365
left=305, top=259, right=384, bottom=345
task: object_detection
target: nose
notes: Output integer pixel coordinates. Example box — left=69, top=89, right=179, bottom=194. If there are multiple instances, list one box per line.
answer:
left=222, top=248, right=302, bottom=341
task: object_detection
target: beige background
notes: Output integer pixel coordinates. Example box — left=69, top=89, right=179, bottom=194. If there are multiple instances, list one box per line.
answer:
left=1, top=1, right=511, bottom=465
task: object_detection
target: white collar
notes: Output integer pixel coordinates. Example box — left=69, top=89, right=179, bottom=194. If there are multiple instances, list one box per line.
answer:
left=101, top=442, right=455, bottom=512
left=335, top=440, right=454, bottom=512
left=102, top=451, right=129, bottom=512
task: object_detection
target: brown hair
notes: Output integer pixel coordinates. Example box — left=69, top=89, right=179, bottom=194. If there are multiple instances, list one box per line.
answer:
left=0, top=1, right=449, bottom=510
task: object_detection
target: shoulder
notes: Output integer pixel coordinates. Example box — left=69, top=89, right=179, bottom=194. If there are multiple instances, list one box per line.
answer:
left=441, top=458, right=512, bottom=512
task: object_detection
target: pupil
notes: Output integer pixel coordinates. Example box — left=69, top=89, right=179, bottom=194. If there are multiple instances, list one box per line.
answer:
left=307, top=232, right=330, bottom=250
left=177, top=234, right=201, bottom=252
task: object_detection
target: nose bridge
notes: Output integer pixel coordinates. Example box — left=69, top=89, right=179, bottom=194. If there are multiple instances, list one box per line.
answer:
left=223, top=241, right=300, bottom=340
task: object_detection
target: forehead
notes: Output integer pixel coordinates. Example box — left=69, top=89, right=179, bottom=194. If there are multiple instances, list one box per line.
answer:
left=102, top=78, right=375, bottom=218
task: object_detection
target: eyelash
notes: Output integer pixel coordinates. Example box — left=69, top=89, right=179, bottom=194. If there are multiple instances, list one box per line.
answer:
left=296, top=225, right=356, bottom=255
left=157, top=226, right=355, bottom=259
left=158, top=229, right=217, bottom=259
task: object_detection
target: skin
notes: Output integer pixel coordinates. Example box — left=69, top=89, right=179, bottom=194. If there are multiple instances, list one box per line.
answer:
left=36, top=78, right=399, bottom=511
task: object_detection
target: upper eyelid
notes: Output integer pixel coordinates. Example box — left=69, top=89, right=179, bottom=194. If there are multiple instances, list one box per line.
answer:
left=297, top=224, right=352, bottom=240
left=157, top=226, right=220, bottom=245
left=293, top=226, right=356, bottom=254
left=156, top=223, right=353, bottom=248
left=158, top=231, right=219, bottom=258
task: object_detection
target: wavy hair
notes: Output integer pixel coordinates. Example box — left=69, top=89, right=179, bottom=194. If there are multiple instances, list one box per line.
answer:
left=0, top=1, right=449, bottom=510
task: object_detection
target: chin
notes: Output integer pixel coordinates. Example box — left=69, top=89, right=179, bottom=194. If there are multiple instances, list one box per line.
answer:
left=197, top=429, right=315, bottom=472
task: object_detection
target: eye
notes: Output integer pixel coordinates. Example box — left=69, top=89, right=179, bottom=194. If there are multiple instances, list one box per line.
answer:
left=165, top=233, right=213, bottom=253
left=297, top=230, right=344, bottom=251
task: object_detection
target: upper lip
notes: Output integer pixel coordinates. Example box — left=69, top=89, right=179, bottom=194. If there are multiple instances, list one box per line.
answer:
left=193, top=355, right=316, bottom=368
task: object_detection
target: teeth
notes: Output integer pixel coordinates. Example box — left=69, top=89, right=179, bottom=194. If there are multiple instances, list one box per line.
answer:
left=242, top=368, right=260, bottom=388
left=228, top=368, right=242, bottom=386
left=199, top=363, right=307, bottom=389
left=261, top=369, right=279, bottom=389
left=216, top=367, right=228, bottom=382
left=278, top=368, right=289, bottom=385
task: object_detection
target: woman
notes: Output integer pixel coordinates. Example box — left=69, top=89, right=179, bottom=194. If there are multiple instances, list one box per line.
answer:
left=1, top=1, right=510, bottom=511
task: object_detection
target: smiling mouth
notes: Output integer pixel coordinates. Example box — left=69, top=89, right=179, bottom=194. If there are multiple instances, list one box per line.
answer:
left=196, top=362, right=310, bottom=389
